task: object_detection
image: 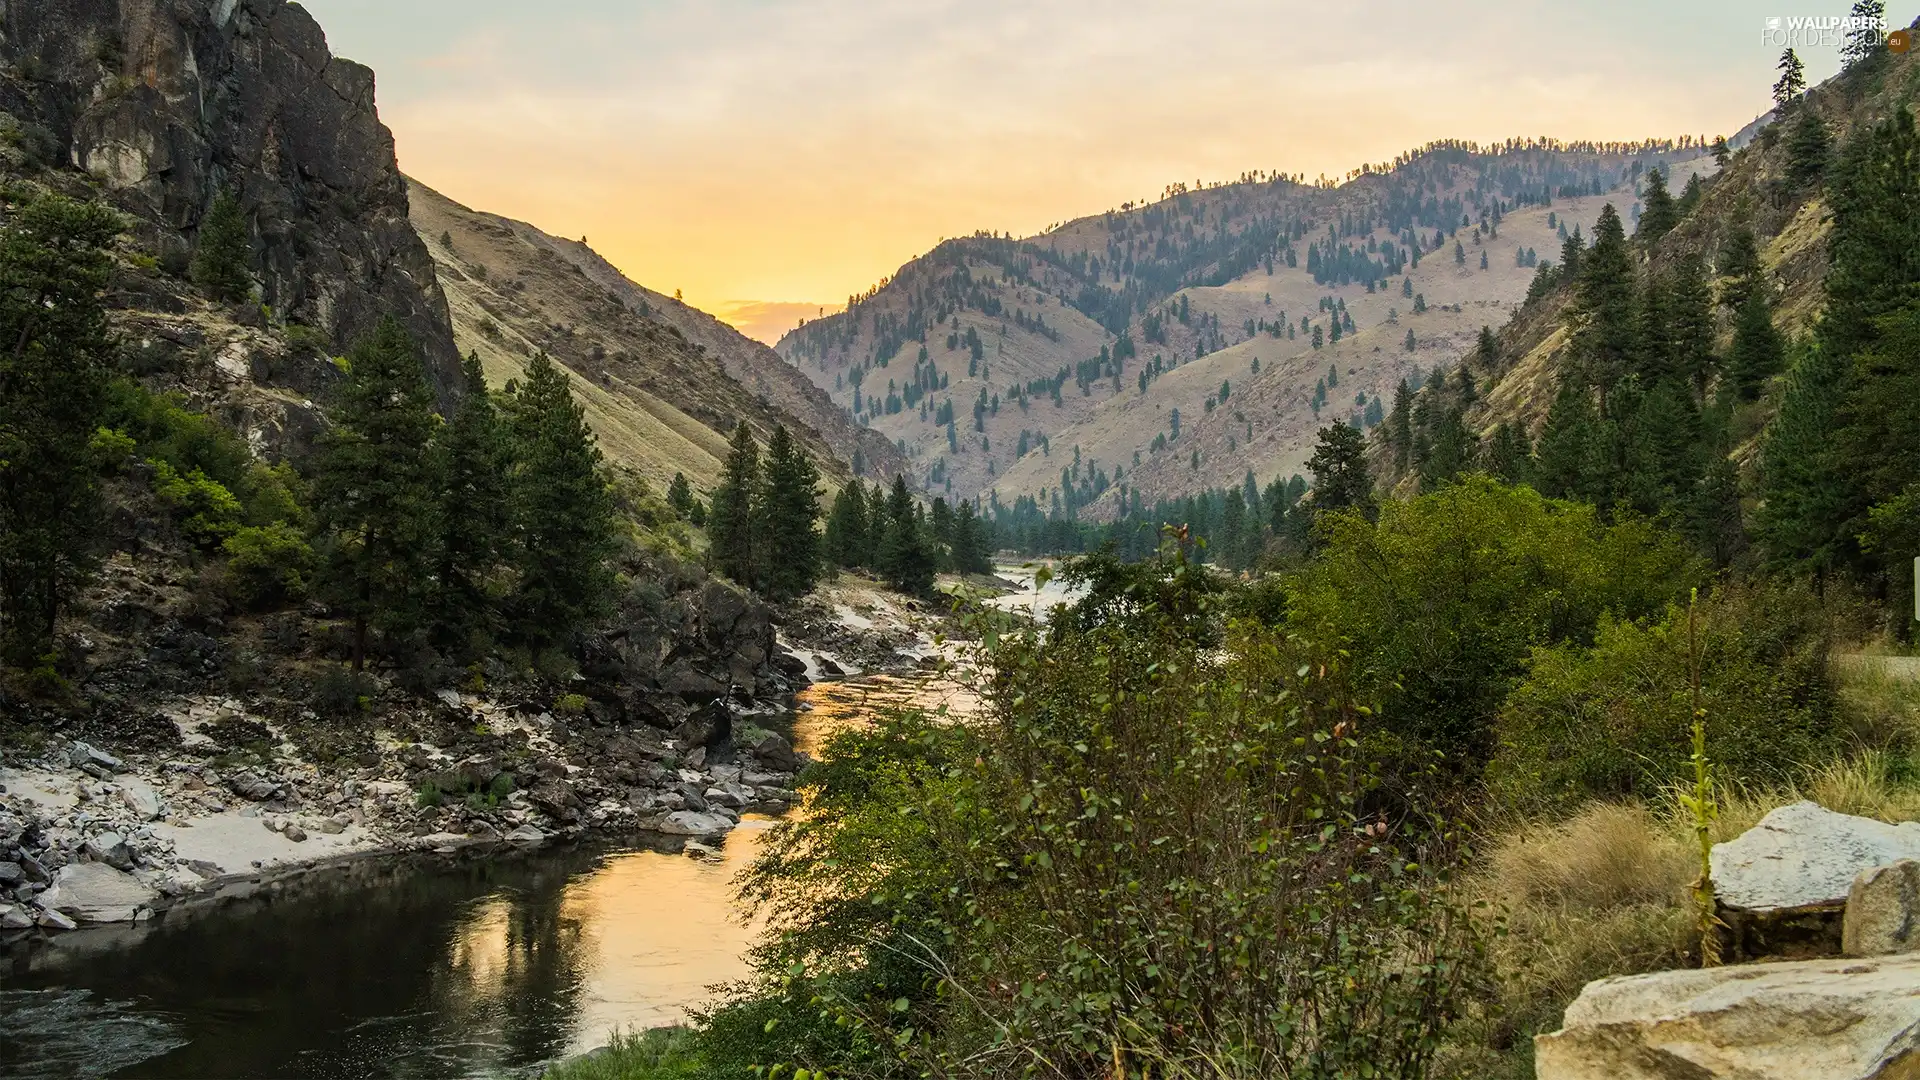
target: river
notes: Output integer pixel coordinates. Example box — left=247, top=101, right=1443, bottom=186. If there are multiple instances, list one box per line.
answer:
left=0, top=673, right=976, bottom=1080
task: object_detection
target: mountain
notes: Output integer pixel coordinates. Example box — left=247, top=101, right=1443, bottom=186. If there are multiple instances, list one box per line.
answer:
left=407, top=180, right=902, bottom=490
left=776, top=143, right=1717, bottom=516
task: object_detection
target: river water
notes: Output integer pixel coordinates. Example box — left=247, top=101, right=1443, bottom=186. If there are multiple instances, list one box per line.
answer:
left=0, top=674, right=975, bottom=1080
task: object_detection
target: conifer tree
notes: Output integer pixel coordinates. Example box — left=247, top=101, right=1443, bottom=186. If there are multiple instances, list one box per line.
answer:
left=950, top=499, right=993, bottom=574
left=1717, top=226, right=1762, bottom=312
left=1389, top=381, right=1414, bottom=472
left=1785, top=107, right=1832, bottom=189
left=0, top=192, right=121, bottom=667
left=1774, top=49, right=1807, bottom=110
left=1841, top=0, right=1886, bottom=68
left=433, top=353, right=512, bottom=652
left=1758, top=342, right=1850, bottom=571
left=190, top=190, right=253, bottom=303
left=1419, top=408, right=1477, bottom=492
left=1618, top=378, right=1704, bottom=517
left=708, top=423, right=763, bottom=588
left=823, top=481, right=870, bottom=569
left=756, top=424, right=823, bottom=601
left=877, top=475, right=935, bottom=595
left=1482, top=423, right=1533, bottom=485
left=1571, top=205, right=1637, bottom=407
left=314, top=318, right=442, bottom=670
left=1728, top=291, right=1786, bottom=400
left=666, top=472, right=696, bottom=520
left=1636, top=168, right=1678, bottom=243
left=1305, top=423, right=1374, bottom=527
left=1678, top=173, right=1705, bottom=216
left=1820, top=111, right=1920, bottom=362
left=507, top=352, right=617, bottom=650
left=1534, top=381, right=1602, bottom=503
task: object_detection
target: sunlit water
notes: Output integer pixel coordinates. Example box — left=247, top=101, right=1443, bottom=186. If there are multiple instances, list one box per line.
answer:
left=0, top=675, right=961, bottom=1080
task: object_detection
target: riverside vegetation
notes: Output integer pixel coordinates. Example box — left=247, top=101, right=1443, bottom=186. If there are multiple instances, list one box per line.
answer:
left=547, top=30, right=1920, bottom=1080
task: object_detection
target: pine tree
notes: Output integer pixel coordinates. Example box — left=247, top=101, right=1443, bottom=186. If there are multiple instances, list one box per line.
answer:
left=877, top=475, right=935, bottom=595
left=1758, top=342, right=1850, bottom=571
left=1717, top=226, right=1761, bottom=311
left=708, top=423, right=763, bottom=588
left=823, top=481, right=870, bottom=570
left=1712, top=137, right=1732, bottom=169
left=1389, top=380, right=1414, bottom=472
left=0, top=193, right=121, bottom=667
left=1785, top=107, right=1832, bottom=189
left=1842, top=0, right=1886, bottom=68
left=1728, top=291, right=1786, bottom=400
left=190, top=190, right=253, bottom=303
left=1482, top=423, right=1533, bottom=485
left=1666, top=255, right=1718, bottom=397
left=313, top=318, right=442, bottom=670
left=666, top=472, right=696, bottom=520
left=1636, top=167, right=1679, bottom=242
left=433, top=352, right=511, bottom=653
left=506, top=352, right=617, bottom=650
left=1773, top=49, right=1806, bottom=111
left=1419, top=408, right=1477, bottom=492
left=1571, top=204, right=1638, bottom=407
left=1305, top=423, right=1374, bottom=526
left=1678, top=173, right=1705, bottom=216
left=1820, top=110, right=1920, bottom=363
left=1833, top=301, right=1920, bottom=577
left=950, top=499, right=993, bottom=574
left=1617, top=377, right=1704, bottom=517
left=756, top=425, right=823, bottom=601
left=1534, top=380, right=1602, bottom=503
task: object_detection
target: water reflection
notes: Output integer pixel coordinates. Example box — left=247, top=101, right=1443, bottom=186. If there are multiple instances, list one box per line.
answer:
left=0, top=675, right=955, bottom=1079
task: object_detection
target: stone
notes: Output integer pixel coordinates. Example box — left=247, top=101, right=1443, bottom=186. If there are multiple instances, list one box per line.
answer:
left=436, top=689, right=463, bottom=708
left=282, top=825, right=307, bottom=843
left=67, top=741, right=123, bottom=772
left=704, top=785, right=749, bottom=810
left=650, top=811, right=734, bottom=836
left=504, top=824, right=545, bottom=843
left=0, top=903, right=31, bottom=930
left=119, top=779, right=164, bottom=821
left=84, top=832, right=136, bottom=871
left=37, top=862, right=158, bottom=924
left=1535, top=952, right=1920, bottom=1080
left=312, top=816, right=349, bottom=835
left=0, top=862, right=22, bottom=887
left=750, top=731, right=800, bottom=772
left=1713, top=803, right=1920, bottom=912
left=227, top=771, right=285, bottom=802
left=672, top=702, right=732, bottom=751
left=1844, top=860, right=1920, bottom=958
left=36, top=907, right=78, bottom=931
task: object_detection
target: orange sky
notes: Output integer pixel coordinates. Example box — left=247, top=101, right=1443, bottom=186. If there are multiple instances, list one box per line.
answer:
left=300, top=0, right=1882, bottom=342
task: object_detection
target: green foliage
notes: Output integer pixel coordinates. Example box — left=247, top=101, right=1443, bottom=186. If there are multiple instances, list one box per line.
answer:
left=189, top=190, right=253, bottom=302
left=708, top=423, right=762, bottom=588
left=554, top=692, right=589, bottom=716
left=101, top=379, right=253, bottom=490
left=506, top=352, right=618, bottom=651
left=1490, top=580, right=1843, bottom=812
left=151, top=460, right=243, bottom=546
left=433, top=353, right=512, bottom=653
left=1727, top=290, right=1786, bottom=400
left=1636, top=167, right=1678, bottom=243
left=1784, top=107, right=1832, bottom=190
left=313, top=318, right=441, bottom=670
left=1286, top=476, right=1697, bottom=780
left=1304, top=422, right=1373, bottom=529
left=823, top=479, right=872, bottom=570
left=541, top=1028, right=706, bottom=1080
left=0, top=190, right=122, bottom=666
left=221, top=523, right=317, bottom=609
left=757, top=425, right=823, bottom=601
left=876, top=476, right=935, bottom=596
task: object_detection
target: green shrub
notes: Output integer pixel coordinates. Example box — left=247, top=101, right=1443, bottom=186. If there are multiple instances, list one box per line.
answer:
left=103, top=379, right=252, bottom=490
left=242, top=461, right=308, bottom=527
left=222, top=523, right=316, bottom=609
left=541, top=1027, right=704, bottom=1080
left=554, top=692, right=589, bottom=716
left=151, top=459, right=243, bottom=546
left=314, top=666, right=376, bottom=717
left=1489, top=579, right=1844, bottom=811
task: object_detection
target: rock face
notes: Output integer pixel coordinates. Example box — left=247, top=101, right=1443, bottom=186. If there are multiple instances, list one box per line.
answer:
left=1535, top=952, right=1920, bottom=1080
left=1711, top=802, right=1920, bottom=959
left=38, top=862, right=159, bottom=923
left=0, top=0, right=461, bottom=399
left=1845, top=860, right=1920, bottom=958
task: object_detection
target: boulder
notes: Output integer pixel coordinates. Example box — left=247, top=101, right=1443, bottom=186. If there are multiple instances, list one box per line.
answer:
left=650, top=811, right=734, bottom=836
left=118, top=779, right=164, bottom=821
left=67, top=741, right=122, bottom=773
left=226, top=770, right=286, bottom=802
left=36, top=907, right=78, bottom=931
left=1535, top=952, right=1920, bottom=1079
left=37, top=862, right=159, bottom=924
left=527, top=780, right=582, bottom=823
left=772, top=651, right=809, bottom=678
left=84, top=832, right=136, bottom=872
left=0, top=903, right=32, bottom=930
left=504, top=824, right=546, bottom=843
left=672, top=702, right=732, bottom=751
left=1711, top=802, right=1920, bottom=959
left=750, top=731, right=800, bottom=772
left=0, top=861, right=23, bottom=887
left=1844, top=860, right=1920, bottom=958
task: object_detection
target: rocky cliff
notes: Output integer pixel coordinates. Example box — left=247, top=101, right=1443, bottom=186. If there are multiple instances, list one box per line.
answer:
left=0, top=0, right=461, bottom=398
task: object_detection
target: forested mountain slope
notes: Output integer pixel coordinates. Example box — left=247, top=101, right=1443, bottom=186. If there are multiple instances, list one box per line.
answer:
left=777, top=144, right=1717, bottom=516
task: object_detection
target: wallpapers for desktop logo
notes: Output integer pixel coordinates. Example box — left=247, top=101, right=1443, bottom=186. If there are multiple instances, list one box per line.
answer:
left=1761, top=13, right=1909, bottom=51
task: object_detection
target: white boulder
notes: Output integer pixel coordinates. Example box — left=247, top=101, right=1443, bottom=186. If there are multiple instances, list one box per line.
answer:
left=37, top=862, right=159, bottom=923
left=651, top=811, right=733, bottom=836
left=1844, top=860, right=1920, bottom=958
left=1711, top=802, right=1920, bottom=912
left=1536, top=952, right=1920, bottom=1079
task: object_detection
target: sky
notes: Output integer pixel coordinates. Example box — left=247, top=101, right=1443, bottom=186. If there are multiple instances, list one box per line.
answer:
left=300, top=0, right=1893, bottom=342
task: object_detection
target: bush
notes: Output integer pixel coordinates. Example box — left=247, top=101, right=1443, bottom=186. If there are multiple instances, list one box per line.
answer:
left=1285, top=476, right=1697, bottom=781
left=541, top=1027, right=704, bottom=1080
left=554, top=692, right=588, bottom=716
left=222, top=523, right=316, bottom=609
left=151, top=459, right=243, bottom=546
left=103, top=380, right=252, bottom=490
left=313, top=666, right=376, bottom=717
left=1489, top=580, right=1844, bottom=811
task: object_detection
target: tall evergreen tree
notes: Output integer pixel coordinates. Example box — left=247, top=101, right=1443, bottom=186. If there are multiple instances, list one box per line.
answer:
left=1534, top=381, right=1602, bottom=503
left=708, top=423, right=763, bottom=588
left=507, top=352, right=617, bottom=650
left=1841, top=0, right=1886, bottom=68
left=1717, top=226, right=1762, bottom=312
left=1636, top=168, right=1679, bottom=243
left=1820, top=111, right=1920, bottom=363
left=1570, top=205, right=1638, bottom=408
left=433, top=353, right=512, bottom=653
left=0, top=193, right=121, bottom=667
left=1773, top=48, right=1806, bottom=110
left=1306, top=423, right=1375, bottom=526
left=313, top=318, right=442, bottom=670
left=1758, top=342, right=1850, bottom=571
left=823, top=481, right=871, bottom=570
left=190, top=190, right=253, bottom=303
left=1419, top=408, right=1477, bottom=492
left=1677, top=173, right=1706, bottom=216
left=877, top=475, right=935, bottom=595
left=756, top=425, right=823, bottom=601
left=1785, top=107, right=1832, bottom=190
left=1482, top=423, right=1533, bottom=485
left=1389, top=380, right=1414, bottom=472
left=666, top=472, right=696, bottom=520
left=1728, top=291, right=1786, bottom=400
left=950, top=500, right=993, bottom=574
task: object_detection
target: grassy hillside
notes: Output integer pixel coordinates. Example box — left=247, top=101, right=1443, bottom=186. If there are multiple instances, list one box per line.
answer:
left=776, top=145, right=1716, bottom=514
left=409, top=180, right=895, bottom=493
